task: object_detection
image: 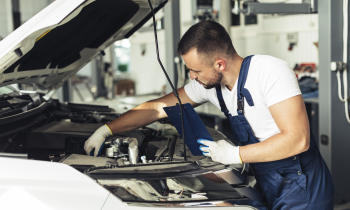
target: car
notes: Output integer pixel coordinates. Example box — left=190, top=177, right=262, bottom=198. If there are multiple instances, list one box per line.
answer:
left=0, top=0, right=266, bottom=209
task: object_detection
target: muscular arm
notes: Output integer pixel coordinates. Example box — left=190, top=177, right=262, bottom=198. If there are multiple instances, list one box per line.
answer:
left=106, top=87, right=199, bottom=134
left=239, top=95, right=310, bottom=163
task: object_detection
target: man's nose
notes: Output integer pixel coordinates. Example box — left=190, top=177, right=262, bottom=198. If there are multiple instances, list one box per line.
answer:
left=189, top=71, right=197, bottom=80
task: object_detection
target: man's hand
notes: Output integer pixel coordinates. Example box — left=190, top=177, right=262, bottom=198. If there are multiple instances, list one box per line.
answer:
left=84, top=124, right=113, bottom=156
left=197, top=139, right=242, bottom=165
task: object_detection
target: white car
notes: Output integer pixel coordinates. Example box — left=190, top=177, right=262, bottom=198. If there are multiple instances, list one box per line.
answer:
left=0, top=0, right=266, bottom=209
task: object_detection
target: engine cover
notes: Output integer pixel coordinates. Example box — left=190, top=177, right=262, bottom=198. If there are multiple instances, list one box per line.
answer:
left=27, top=121, right=100, bottom=149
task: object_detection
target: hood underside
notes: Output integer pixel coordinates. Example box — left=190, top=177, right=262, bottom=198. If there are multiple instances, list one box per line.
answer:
left=0, top=0, right=167, bottom=95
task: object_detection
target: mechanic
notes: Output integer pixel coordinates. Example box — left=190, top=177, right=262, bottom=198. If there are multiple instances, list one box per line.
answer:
left=85, top=20, right=334, bottom=209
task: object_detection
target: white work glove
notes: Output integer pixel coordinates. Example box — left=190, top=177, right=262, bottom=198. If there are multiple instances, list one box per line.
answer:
left=197, top=139, right=242, bottom=165
left=84, top=124, right=113, bottom=156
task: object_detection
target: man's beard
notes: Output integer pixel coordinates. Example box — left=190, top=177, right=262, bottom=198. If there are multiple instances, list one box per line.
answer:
left=200, top=70, right=223, bottom=89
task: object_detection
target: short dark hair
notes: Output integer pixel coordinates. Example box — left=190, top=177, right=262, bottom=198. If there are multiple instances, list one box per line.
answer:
left=177, top=20, right=236, bottom=66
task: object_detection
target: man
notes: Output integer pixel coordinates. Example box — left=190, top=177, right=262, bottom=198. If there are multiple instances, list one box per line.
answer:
left=84, top=20, right=334, bottom=209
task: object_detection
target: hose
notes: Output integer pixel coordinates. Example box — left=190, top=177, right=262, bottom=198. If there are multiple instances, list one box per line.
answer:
left=337, top=0, right=350, bottom=124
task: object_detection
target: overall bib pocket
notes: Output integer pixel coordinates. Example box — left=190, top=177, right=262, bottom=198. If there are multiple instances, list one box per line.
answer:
left=230, top=123, right=249, bottom=143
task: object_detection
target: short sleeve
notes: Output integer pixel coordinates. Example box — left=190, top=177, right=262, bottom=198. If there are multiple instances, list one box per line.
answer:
left=184, top=79, right=209, bottom=104
left=258, top=57, right=301, bottom=107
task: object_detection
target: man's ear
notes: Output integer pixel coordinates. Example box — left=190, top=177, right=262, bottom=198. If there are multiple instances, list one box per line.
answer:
left=216, top=59, right=226, bottom=72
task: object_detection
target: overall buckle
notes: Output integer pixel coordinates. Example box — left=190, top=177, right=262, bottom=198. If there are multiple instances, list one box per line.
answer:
left=237, top=97, right=244, bottom=112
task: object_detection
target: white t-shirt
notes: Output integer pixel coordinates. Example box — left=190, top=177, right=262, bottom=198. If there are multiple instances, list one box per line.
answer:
left=184, top=55, right=301, bottom=141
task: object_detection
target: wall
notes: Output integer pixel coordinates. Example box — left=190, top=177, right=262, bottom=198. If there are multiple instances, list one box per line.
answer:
left=19, top=0, right=53, bottom=23
left=179, top=0, right=193, bottom=37
left=127, top=0, right=193, bottom=95
left=231, top=14, right=319, bottom=68
left=0, top=0, right=52, bottom=39
left=0, top=0, right=13, bottom=39
left=129, top=30, right=167, bottom=95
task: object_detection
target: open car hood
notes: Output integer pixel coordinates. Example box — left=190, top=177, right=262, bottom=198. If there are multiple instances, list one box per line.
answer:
left=0, top=0, right=167, bottom=98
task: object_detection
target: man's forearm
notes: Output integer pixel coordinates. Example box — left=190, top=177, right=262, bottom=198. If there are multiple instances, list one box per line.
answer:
left=239, top=131, right=310, bottom=163
left=106, top=100, right=166, bottom=134
left=104, top=87, right=198, bottom=135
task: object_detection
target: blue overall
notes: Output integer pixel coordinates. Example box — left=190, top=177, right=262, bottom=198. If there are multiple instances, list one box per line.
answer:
left=215, top=56, right=335, bottom=210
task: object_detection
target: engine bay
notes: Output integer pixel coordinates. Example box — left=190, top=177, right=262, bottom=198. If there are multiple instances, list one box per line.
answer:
left=0, top=92, right=230, bottom=165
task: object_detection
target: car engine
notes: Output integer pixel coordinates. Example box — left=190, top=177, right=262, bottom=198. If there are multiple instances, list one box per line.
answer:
left=0, top=94, right=223, bottom=165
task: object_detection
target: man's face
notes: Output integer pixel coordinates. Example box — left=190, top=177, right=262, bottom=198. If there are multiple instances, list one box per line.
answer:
left=182, top=49, right=223, bottom=89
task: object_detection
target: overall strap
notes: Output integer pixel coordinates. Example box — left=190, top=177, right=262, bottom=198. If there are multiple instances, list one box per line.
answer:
left=215, top=55, right=255, bottom=117
left=237, top=55, right=255, bottom=114
left=215, top=86, right=230, bottom=118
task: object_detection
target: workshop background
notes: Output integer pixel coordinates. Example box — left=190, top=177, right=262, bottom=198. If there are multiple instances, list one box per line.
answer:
left=0, top=0, right=348, bottom=208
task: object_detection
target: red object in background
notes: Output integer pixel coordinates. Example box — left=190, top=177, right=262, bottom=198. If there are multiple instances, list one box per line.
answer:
left=288, top=43, right=296, bottom=51
left=300, top=63, right=316, bottom=72
left=293, top=62, right=317, bottom=78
